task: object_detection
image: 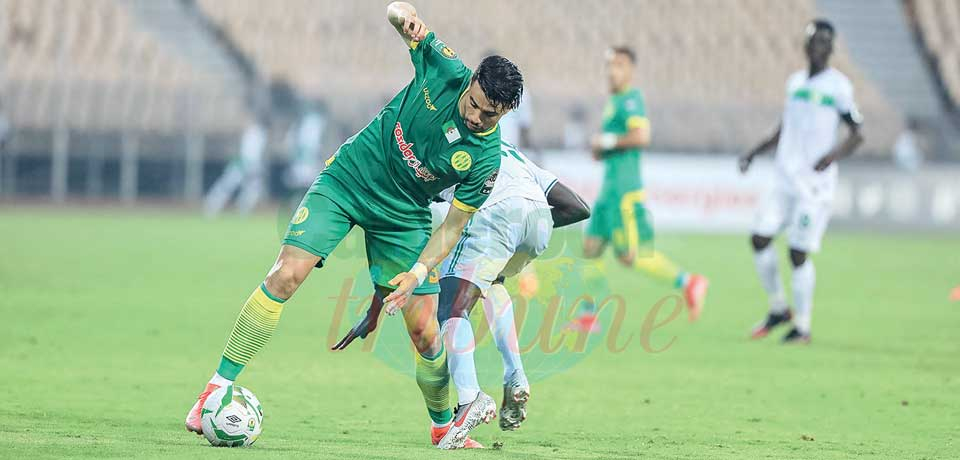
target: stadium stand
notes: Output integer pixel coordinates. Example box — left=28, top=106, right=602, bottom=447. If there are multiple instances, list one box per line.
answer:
left=2, top=0, right=245, bottom=133
left=196, top=0, right=900, bottom=154
left=909, top=0, right=960, bottom=108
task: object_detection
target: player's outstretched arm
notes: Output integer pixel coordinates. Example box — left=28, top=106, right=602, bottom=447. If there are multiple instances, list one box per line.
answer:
left=383, top=206, right=473, bottom=312
left=547, top=182, right=591, bottom=228
left=739, top=123, right=782, bottom=173
left=331, top=287, right=388, bottom=350
left=387, top=2, right=428, bottom=47
left=814, top=114, right=863, bottom=171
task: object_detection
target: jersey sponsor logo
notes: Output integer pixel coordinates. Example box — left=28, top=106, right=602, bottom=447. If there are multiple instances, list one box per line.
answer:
left=792, top=88, right=835, bottom=107
left=292, top=206, right=309, bottom=224
left=393, top=122, right=438, bottom=182
left=481, top=170, right=498, bottom=195
left=450, top=151, right=472, bottom=171
left=422, top=88, right=437, bottom=111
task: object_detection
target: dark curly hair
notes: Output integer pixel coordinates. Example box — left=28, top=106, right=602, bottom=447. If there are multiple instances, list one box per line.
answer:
left=472, top=55, right=524, bottom=112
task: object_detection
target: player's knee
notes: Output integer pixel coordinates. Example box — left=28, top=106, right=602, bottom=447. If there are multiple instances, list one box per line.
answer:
left=408, top=325, right=437, bottom=354
left=617, top=253, right=635, bottom=266
left=751, top=234, right=773, bottom=251
left=264, top=261, right=309, bottom=299
left=789, top=248, right=808, bottom=267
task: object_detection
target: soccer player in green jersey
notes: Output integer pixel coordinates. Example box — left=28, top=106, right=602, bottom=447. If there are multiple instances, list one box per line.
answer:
left=184, top=2, right=523, bottom=449
left=573, top=46, right=709, bottom=331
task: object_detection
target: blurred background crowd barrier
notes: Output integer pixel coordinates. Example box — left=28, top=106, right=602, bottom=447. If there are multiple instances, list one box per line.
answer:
left=0, top=0, right=957, bottom=230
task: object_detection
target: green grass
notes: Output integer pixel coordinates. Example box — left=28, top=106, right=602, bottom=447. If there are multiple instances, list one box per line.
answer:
left=1, top=207, right=958, bottom=459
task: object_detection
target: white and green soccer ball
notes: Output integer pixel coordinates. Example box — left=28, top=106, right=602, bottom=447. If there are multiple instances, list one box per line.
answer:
left=201, top=385, right=263, bottom=447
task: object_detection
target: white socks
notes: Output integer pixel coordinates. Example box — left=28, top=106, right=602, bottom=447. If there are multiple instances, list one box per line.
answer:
left=444, top=283, right=528, bottom=406
left=483, top=283, right=525, bottom=384
left=791, top=260, right=815, bottom=334
left=753, top=245, right=788, bottom=313
left=442, top=317, right=481, bottom=406
left=208, top=372, right=234, bottom=387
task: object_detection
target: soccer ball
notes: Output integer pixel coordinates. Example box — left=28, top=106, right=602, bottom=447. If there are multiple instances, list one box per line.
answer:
left=201, top=385, right=263, bottom=447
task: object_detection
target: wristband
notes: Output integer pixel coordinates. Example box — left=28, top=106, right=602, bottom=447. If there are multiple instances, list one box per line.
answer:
left=599, top=133, right=618, bottom=150
left=410, top=262, right=429, bottom=287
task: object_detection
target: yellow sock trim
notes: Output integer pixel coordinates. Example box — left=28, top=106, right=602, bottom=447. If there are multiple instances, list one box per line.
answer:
left=634, top=250, right=681, bottom=286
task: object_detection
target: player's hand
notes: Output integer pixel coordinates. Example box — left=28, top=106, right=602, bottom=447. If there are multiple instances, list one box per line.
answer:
left=383, top=272, right=418, bottom=315
left=331, top=301, right=383, bottom=350
left=813, top=153, right=836, bottom=172
left=399, top=13, right=428, bottom=43
left=589, top=136, right=603, bottom=160
left=738, top=153, right=754, bottom=174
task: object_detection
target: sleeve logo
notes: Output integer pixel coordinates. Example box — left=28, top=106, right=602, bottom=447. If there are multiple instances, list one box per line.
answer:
left=432, top=39, right=458, bottom=59
left=292, top=206, right=310, bottom=225
left=451, top=151, right=472, bottom=171
left=481, top=170, right=499, bottom=195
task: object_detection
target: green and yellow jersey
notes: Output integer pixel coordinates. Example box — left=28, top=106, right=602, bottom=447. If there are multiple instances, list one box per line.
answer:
left=320, top=31, right=502, bottom=224
left=587, top=87, right=654, bottom=256
left=598, top=88, right=648, bottom=195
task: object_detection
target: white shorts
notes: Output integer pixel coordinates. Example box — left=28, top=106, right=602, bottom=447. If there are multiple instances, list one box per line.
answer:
left=440, top=196, right=554, bottom=294
left=752, top=187, right=832, bottom=252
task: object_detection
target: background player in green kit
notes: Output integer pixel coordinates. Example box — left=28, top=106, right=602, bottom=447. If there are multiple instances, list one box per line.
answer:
left=573, top=46, right=709, bottom=331
left=184, top=2, right=523, bottom=450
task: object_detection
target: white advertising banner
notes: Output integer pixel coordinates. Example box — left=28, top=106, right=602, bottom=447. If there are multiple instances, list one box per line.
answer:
left=540, top=150, right=773, bottom=232
left=540, top=150, right=960, bottom=233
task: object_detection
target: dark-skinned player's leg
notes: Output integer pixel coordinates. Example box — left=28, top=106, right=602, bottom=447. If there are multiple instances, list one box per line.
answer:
left=749, top=234, right=793, bottom=339
left=480, top=276, right=530, bottom=431
left=749, top=188, right=794, bottom=339
left=782, top=248, right=813, bottom=344
left=435, top=276, right=496, bottom=449
left=780, top=197, right=829, bottom=344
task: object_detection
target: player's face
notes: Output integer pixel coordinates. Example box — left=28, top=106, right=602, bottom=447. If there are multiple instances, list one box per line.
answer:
left=606, top=52, right=633, bottom=92
left=458, top=81, right=507, bottom=132
left=805, top=29, right=833, bottom=67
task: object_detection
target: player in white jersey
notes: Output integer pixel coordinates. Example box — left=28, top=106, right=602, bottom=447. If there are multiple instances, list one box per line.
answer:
left=739, top=19, right=863, bottom=344
left=333, top=141, right=590, bottom=439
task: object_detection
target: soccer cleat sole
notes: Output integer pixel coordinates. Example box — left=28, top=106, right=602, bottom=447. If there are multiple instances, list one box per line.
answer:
left=437, top=394, right=496, bottom=450
left=499, top=387, right=529, bottom=431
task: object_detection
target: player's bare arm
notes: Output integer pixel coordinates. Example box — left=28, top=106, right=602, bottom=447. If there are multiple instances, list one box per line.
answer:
left=547, top=182, right=591, bottom=228
left=387, top=2, right=428, bottom=47
left=739, top=124, right=782, bottom=173
left=813, top=114, right=863, bottom=171
left=383, top=206, right=474, bottom=312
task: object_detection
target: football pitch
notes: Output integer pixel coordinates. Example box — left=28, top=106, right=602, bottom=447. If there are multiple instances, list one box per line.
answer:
left=1, top=207, right=957, bottom=459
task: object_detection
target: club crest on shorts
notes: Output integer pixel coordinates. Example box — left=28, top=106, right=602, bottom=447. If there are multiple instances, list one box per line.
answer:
left=292, top=206, right=309, bottom=225
left=451, top=151, right=472, bottom=171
